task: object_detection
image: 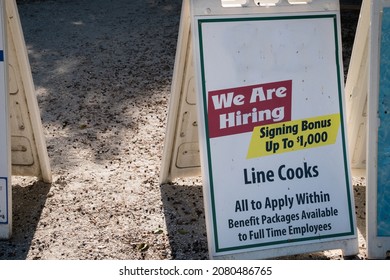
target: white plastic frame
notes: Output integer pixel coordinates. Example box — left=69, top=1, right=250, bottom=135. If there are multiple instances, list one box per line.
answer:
left=0, top=0, right=11, bottom=239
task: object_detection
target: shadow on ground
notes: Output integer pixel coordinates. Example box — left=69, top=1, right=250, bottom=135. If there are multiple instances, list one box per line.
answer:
left=160, top=183, right=208, bottom=260
left=0, top=180, right=51, bottom=259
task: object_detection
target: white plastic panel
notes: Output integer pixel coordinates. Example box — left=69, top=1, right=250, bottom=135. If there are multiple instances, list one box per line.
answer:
left=221, top=0, right=248, bottom=7
left=160, top=0, right=201, bottom=184
left=0, top=0, right=11, bottom=239
left=6, top=0, right=52, bottom=183
left=345, top=0, right=369, bottom=173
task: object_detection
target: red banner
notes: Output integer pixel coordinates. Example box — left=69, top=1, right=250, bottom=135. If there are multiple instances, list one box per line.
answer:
left=207, top=80, right=292, bottom=138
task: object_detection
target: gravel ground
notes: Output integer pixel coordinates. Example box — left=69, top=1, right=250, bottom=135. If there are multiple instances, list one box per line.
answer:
left=0, top=0, right=369, bottom=260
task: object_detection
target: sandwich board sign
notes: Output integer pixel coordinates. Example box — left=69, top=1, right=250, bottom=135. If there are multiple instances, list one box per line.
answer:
left=0, top=0, right=11, bottom=239
left=188, top=0, right=358, bottom=259
left=1, top=0, right=52, bottom=239
left=366, top=0, right=390, bottom=259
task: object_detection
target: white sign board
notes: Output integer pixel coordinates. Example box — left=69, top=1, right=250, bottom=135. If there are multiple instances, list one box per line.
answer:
left=191, top=0, right=358, bottom=259
left=0, top=0, right=11, bottom=239
left=367, top=0, right=390, bottom=259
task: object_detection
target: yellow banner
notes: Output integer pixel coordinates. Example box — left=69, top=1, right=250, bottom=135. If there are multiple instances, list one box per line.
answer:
left=247, top=114, right=341, bottom=159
